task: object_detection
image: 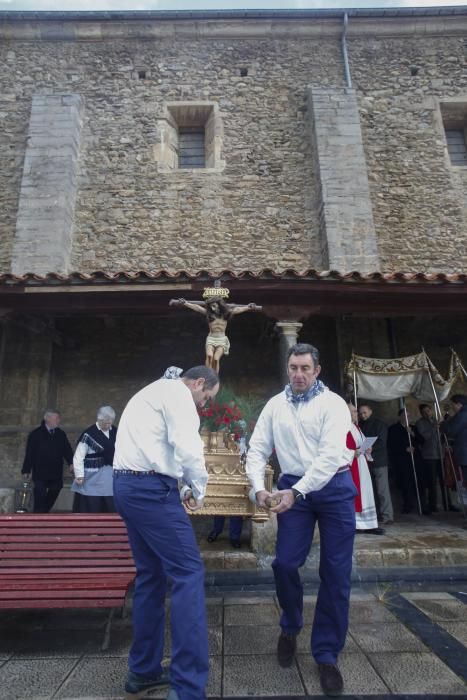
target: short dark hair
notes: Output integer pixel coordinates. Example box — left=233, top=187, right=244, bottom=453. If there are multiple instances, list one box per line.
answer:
left=419, top=403, right=430, bottom=413
left=358, top=403, right=372, bottom=411
left=451, top=394, right=467, bottom=406
left=287, top=343, right=319, bottom=365
left=182, top=366, right=219, bottom=389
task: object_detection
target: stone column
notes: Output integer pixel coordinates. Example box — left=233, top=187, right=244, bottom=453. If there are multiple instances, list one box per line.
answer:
left=307, top=86, right=380, bottom=274
left=11, top=93, right=84, bottom=276
left=275, top=321, right=303, bottom=386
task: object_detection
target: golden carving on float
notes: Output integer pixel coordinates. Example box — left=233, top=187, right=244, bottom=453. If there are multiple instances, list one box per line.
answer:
left=189, top=430, right=273, bottom=522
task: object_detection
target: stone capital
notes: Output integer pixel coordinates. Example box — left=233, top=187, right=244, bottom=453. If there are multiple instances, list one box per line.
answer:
left=275, top=321, right=303, bottom=339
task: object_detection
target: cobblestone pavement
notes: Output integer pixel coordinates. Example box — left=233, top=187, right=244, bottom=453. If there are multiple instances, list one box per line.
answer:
left=1, top=589, right=467, bottom=699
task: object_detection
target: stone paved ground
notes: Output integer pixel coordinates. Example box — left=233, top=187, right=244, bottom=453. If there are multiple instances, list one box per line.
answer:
left=1, top=589, right=467, bottom=699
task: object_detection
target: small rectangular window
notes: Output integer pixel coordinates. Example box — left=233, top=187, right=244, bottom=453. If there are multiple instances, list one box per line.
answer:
left=445, top=129, right=467, bottom=166
left=178, top=127, right=205, bottom=169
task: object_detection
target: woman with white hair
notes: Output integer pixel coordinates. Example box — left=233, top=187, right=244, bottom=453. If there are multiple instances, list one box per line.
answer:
left=72, top=406, right=117, bottom=513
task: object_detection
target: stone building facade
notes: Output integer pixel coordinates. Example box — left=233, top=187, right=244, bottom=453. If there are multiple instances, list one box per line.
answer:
left=1, top=8, right=467, bottom=494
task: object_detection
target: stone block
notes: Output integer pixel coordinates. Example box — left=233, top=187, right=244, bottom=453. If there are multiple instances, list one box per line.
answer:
left=224, top=603, right=279, bottom=626
left=369, top=652, right=467, bottom=694
left=0, top=658, right=79, bottom=699
left=223, top=654, right=304, bottom=696
left=350, top=622, right=427, bottom=652
left=298, top=652, right=389, bottom=695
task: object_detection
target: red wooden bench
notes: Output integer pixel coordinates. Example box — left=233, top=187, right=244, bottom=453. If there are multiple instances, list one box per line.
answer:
left=0, top=513, right=135, bottom=649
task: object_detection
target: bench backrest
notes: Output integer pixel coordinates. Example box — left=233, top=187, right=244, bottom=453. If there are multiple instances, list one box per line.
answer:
left=0, top=513, right=135, bottom=609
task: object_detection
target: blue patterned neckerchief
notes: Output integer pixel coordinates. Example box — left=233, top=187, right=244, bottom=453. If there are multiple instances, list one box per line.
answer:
left=285, top=379, right=326, bottom=404
left=164, top=366, right=183, bottom=379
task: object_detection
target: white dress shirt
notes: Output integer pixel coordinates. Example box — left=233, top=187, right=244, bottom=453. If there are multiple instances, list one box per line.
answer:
left=246, top=387, right=352, bottom=495
left=113, top=377, right=208, bottom=500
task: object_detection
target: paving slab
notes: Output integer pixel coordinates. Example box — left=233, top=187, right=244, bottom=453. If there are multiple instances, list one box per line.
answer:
left=223, top=654, right=304, bottom=696
left=0, top=657, right=79, bottom=700
left=350, top=621, right=428, bottom=653
left=297, top=652, right=389, bottom=695
left=369, top=651, right=467, bottom=694
left=224, top=625, right=277, bottom=655
left=403, top=596, right=467, bottom=622
left=348, top=600, right=400, bottom=624
left=10, top=628, right=112, bottom=658
left=224, top=603, right=279, bottom=626
left=438, top=621, right=467, bottom=648
left=55, top=656, right=128, bottom=699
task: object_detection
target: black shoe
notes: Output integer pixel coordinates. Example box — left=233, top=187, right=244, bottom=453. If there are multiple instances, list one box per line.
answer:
left=368, top=527, right=385, bottom=535
left=277, top=631, right=297, bottom=667
left=449, top=505, right=460, bottom=512
left=207, top=531, right=219, bottom=543
left=230, top=539, right=241, bottom=549
left=422, top=509, right=432, bottom=516
left=318, top=663, right=344, bottom=697
left=125, top=669, right=170, bottom=699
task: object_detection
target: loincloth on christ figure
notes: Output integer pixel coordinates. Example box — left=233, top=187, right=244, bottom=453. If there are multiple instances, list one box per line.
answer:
left=206, top=334, right=230, bottom=355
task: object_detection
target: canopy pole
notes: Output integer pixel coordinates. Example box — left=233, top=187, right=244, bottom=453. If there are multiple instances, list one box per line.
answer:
left=423, top=350, right=452, bottom=513
left=424, top=349, right=466, bottom=519
left=403, top=401, right=422, bottom=516
left=352, top=360, right=358, bottom=408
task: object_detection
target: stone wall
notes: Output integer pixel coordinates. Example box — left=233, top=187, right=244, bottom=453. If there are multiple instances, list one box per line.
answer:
left=349, top=34, right=467, bottom=273
left=1, top=19, right=467, bottom=275
left=0, top=36, right=342, bottom=275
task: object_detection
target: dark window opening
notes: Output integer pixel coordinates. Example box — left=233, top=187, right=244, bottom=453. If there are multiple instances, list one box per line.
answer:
left=178, top=127, right=205, bottom=169
left=240, top=67, right=248, bottom=77
left=138, top=70, right=146, bottom=80
left=445, top=128, right=467, bottom=166
left=410, top=66, right=419, bottom=76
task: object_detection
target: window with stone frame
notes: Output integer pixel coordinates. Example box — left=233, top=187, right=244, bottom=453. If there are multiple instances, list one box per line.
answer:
left=440, top=101, right=467, bottom=167
left=153, top=102, right=225, bottom=172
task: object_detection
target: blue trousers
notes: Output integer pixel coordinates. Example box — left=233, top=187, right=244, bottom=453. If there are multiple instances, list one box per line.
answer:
left=113, top=472, right=208, bottom=700
left=272, top=471, right=356, bottom=665
left=212, top=515, right=243, bottom=540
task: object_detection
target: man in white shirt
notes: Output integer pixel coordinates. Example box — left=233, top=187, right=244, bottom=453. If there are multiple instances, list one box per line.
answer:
left=113, top=366, right=219, bottom=700
left=246, top=343, right=355, bottom=697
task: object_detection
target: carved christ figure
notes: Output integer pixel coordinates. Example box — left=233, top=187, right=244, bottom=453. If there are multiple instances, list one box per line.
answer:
left=169, top=295, right=261, bottom=373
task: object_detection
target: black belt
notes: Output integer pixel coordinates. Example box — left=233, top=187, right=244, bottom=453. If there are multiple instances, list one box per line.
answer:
left=114, top=469, right=160, bottom=476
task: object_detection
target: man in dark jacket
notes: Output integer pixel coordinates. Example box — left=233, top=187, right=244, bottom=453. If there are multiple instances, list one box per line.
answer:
left=388, top=409, right=425, bottom=514
left=359, top=404, right=394, bottom=524
left=22, top=409, right=74, bottom=513
left=441, top=394, right=467, bottom=487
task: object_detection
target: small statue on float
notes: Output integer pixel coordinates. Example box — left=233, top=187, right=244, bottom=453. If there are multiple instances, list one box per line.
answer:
left=169, top=283, right=262, bottom=373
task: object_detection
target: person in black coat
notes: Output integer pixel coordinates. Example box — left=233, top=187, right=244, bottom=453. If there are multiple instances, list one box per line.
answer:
left=21, top=409, right=73, bottom=513
left=387, top=409, right=424, bottom=514
left=441, top=394, right=467, bottom=486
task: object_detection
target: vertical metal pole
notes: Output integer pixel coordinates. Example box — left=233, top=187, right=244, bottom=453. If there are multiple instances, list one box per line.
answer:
left=423, top=355, right=450, bottom=511
left=403, top=402, right=422, bottom=515
left=353, top=364, right=358, bottom=408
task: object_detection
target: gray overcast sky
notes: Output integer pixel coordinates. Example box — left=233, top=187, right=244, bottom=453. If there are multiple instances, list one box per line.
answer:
left=0, top=0, right=467, bottom=12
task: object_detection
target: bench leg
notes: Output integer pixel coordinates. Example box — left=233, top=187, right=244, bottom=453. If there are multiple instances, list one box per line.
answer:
left=102, top=607, right=115, bottom=651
